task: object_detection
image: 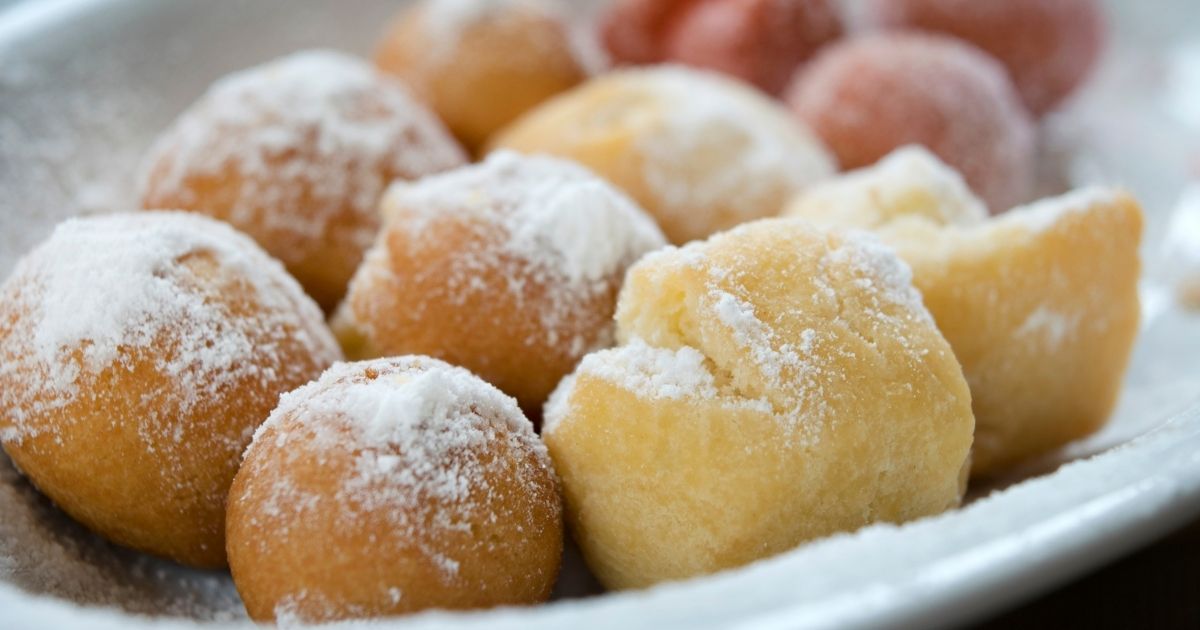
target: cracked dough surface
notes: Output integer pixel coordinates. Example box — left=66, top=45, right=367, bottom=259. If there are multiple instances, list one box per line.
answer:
left=543, top=219, right=974, bottom=589
left=786, top=153, right=1143, bottom=475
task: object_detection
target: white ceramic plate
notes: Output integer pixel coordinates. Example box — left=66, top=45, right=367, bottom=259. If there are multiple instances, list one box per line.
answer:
left=2, top=1, right=1200, bottom=628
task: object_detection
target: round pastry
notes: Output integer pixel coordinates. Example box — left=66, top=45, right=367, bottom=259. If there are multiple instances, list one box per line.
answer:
left=869, top=0, right=1106, bottom=116
left=374, top=0, right=591, bottom=153
left=0, top=212, right=341, bottom=568
left=491, top=66, right=835, bottom=244
left=138, top=50, right=466, bottom=311
left=332, top=151, right=666, bottom=415
left=226, top=357, right=562, bottom=622
left=786, top=33, right=1036, bottom=212
left=786, top=154, right=1143, bottom=475
left=600, top=0, right=844, bottom=96
left=543, top=218, right=974, bottom=589
left=875, top=189, right=1143, bottom=475
left=785, top=145, right=988, bottom=229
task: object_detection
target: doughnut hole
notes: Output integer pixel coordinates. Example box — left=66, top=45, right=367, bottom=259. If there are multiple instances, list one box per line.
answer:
left=869, top=0, right=1106, bottom=116
left=138, top=50, right=466, bottom=311
left=226, top=358, right=561, bottom=622
left=0, top=213, right=340, bottom=568
left=601, top=0, right=843, bottom=95
left=600, top=0, right=693, bottom=65
left=664, top=0, right=844, bottom=95
left=491, top=66, right=834, bottom=244
left=333, top=152, right=665, bottom=416
left=786, top=33, right=1036, bottom=212
left=374, top=0, right=590, bottom=153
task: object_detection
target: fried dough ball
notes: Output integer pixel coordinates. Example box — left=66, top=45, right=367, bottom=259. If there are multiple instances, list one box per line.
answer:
left=785, top=145, right=987, bottom=229
left=869, top=0, right=1106, bottom=116
left=138, top=50, right=466, bottom=311
left=374, top=0, right=591, bottom=153
left=786, top=33, right=1036, bottom=212
left=226, top=357, right=562, bottom=622
left=491, top=66, right=835, bottom=244
left=332, top=152, right=665, bottom=415
left=0, top=213, right=341, bottom=568
left=785, top=154, right=1143, bottom=475
left=600, top=0, right=844, bottom=96
left=543, top=219, right=974, bottom=589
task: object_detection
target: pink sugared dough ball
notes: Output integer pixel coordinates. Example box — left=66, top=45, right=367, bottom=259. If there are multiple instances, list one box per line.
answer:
left=601, top=0, right=844, bottom=96
left=786, top=33, right=1036, bottom=212
left=600, top=0, right=693, bottom=65
left=869, top=0, right=1106, bottom=116
left=664, top=0, right=844, bottom=96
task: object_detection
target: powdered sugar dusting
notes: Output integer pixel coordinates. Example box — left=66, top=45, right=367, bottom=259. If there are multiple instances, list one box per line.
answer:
left=826, top=230, right=932, bottom=321
left=0, top=212, right=339, bottom=442
left=638, top=66, right=834, bottom=234
left=1000, top=186, right=1120, bottom=233
left=345, top=151, right=665, bottom=358
left=550, top=65, right=829, bottom=242
left=1015, top=306, right=1079, bottom=349
left=542, top=338, right=774, bottom=435
left=787, top=145, right=989, bottom=228
left=580, top=339, right=717, bottom=400
left=241, top=357, right=553, bottom=583
left=789, top=32, right=1036, bottom=212
left=389, top=151, right=664, bottom=287
left=137, top=49, right=465, bottom=267
left=420, top=0, right=602, bottom=73
left=601, top=220, right=939, bottom=440
left=713, top=292, right=809, bottom=386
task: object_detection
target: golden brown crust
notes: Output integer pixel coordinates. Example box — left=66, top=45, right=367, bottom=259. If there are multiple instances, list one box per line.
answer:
left=226, top=358, right=562, bottom=622
left=374, top=2, right=588, bottom=154
left=138, top=51, right=466, bottom=311
left=336, top=215, right=616, bottom=413
left=0, top=214, right=340, bottom=567
left=334, top=153, right=665, bottom=416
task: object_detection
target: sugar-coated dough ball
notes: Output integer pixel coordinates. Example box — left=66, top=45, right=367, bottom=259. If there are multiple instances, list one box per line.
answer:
left=491, top=66, right=835, bottom=244
left=785, top=145, right=988, bottom=229
left=0, top=213, right=341, bottom=568
left=869, top=0, right=1106, bottom=116
left=787, top=33, right=1035, bottom=212
left=139, top=50, right=466, bottom=311
left=878, top=190, right=1143, bottom=475
left=543, top=219, right=974, bottom=589
left=788, top=156, right=1143, bottom=474
left=226, top=357, right=561, bottom=622
left=333, top=152, right=665, bottom=415
left=374, top=0, right=591, bottom=153
left=601, top=0, right=844, bottom=96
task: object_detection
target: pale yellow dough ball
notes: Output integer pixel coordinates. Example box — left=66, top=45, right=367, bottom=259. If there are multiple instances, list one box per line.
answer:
left=785, top=145, right=987, bottom=229
left=543, top=219, right=974, bottom=590
left=490, top=66, right=836, bottom=244
left=785, top=153, right=1143, bottom=475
